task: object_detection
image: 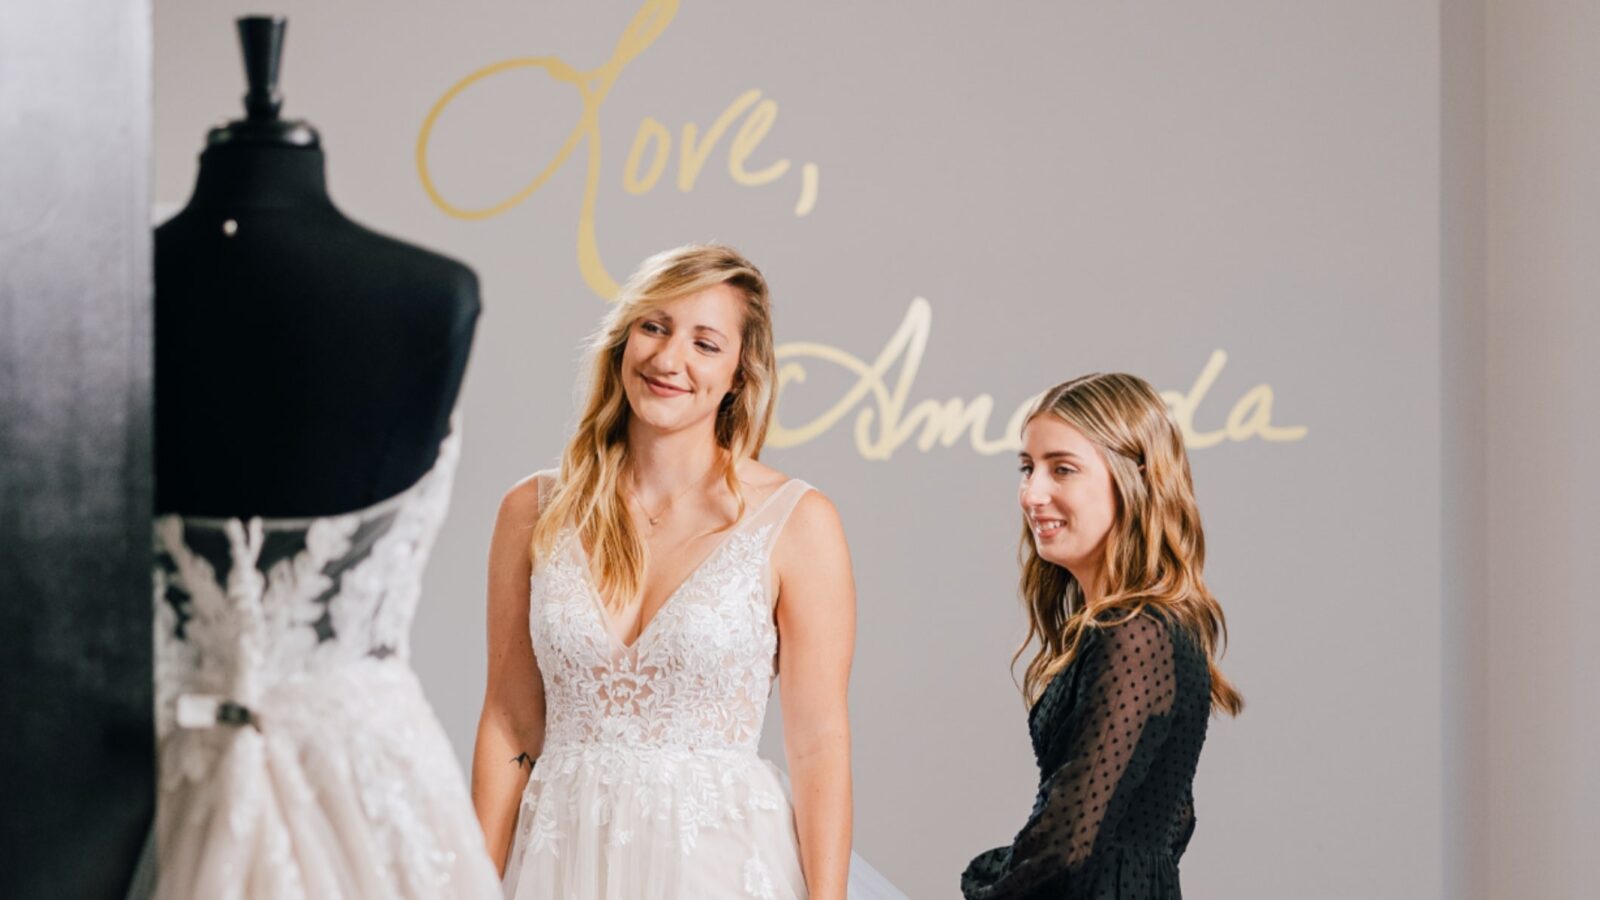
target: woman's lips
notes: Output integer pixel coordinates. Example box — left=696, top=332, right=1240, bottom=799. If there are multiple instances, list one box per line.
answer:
left=642, top=374, right=690, bottom=397
left=1031, top=518, right=1065, bottom=539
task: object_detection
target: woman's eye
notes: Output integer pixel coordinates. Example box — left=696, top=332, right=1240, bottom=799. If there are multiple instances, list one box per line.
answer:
left=1054, top=466, right=1076, bottom=476
left=640, top=321, right=666, bottom=335
left=695, top=340, right=720, bottom=353
left=1018, top=464, right=1033, bottom=476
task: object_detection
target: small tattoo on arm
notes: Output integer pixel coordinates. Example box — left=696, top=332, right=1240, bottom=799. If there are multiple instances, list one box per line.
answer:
left=510, top=752, right=534, bottom=771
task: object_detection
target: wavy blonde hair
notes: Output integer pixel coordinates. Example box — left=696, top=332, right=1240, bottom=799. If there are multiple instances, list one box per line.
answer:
left=1014, top=372, right=1243, bottom=716
left=531, top=244, right=776, bottom=611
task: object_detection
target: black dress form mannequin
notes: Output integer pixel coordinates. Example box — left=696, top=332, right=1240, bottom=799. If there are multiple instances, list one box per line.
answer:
left=155, top=17, right=478, bottom=517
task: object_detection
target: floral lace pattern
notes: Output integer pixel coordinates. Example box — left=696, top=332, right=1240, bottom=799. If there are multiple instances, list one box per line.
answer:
left=516, top=743, right=786, bottom=857
left=507, top=476, right=811, bottom=897
left=532, top=524, right=779, bottom=754
left=148, top=420, right=501, bottom=899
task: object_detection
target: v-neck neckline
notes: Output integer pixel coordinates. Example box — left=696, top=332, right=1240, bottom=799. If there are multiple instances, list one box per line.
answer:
left=572, top=479, right=796, bottom=652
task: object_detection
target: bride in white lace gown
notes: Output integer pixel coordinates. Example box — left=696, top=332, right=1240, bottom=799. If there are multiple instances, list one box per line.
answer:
left=149, top=420, right=501, bottom=899
left=475, top=245, right=903, bottom=900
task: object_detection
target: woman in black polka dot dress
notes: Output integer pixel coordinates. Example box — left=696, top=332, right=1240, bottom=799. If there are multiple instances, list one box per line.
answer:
left=961, top=373, right=1243, bottom=900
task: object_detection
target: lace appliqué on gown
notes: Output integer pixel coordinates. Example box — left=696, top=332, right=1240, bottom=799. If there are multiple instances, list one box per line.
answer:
left=148, top=420, right=500, bottom=900
left=503, top=477, right=808, bottom=900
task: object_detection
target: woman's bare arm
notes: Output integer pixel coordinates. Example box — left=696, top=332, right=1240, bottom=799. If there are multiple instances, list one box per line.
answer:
left=774, top=490, right=856, bottom=900
left=471, top=475, right=547, bottom=875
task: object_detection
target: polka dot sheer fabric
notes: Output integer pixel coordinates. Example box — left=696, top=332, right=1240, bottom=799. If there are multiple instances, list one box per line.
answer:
left=962, top=612, right=1212, bottom=900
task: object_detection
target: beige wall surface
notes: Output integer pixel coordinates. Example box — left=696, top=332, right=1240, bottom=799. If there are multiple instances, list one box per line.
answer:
left=1483, top=1, right=1600, bottom=898
left=154, top=2, right=1447, bottom=897
left=1440, top=0, right=1488, bottom=896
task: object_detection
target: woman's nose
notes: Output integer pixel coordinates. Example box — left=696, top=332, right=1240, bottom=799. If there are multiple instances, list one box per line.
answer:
left=1019, top=472, right=1049, bottom=508
left=650, top=335, right=686, bottom=371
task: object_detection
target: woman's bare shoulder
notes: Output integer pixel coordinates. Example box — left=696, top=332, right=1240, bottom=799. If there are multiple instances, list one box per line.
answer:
left=781, top=486, right=841, bottom=537
left=736, top=458, right=792, bottom=492
left=499, top=468, right=558, bottom=526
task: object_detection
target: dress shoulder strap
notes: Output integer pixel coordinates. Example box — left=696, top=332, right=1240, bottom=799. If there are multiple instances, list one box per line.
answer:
left=742, top=478, right=814, bottom=609
left=531, top=468, right=559, bottom=514
left=743, top=478, right=815, bottom=554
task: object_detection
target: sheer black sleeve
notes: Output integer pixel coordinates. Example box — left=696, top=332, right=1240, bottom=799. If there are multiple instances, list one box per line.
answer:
left=962, top=615, right=1178, bottom=900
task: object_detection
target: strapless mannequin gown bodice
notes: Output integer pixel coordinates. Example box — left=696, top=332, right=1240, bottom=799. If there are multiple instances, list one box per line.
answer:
left=149, top=422, right=499, bottom=899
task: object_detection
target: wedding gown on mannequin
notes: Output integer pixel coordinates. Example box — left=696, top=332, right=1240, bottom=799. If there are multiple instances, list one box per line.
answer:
left=147, top=422, right=500, bottom=899
left=502, top=473, right=903, bottom=900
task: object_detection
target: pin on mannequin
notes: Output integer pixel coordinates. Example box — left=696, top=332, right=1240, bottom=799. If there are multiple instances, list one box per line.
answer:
left=155, top=16, right=479, bottom=517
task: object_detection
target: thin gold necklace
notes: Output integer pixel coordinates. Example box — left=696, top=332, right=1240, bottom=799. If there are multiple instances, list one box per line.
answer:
left=628, top=465, right=716, bottom=530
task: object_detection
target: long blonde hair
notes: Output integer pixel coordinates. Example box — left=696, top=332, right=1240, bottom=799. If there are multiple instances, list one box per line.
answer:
left=1015, top=373, right=1243, bottom=716
left=531, top=244, right=776, bottom=611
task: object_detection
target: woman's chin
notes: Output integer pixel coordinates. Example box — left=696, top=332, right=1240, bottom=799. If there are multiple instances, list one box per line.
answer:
left=1036, top=545, right=1082, bottom=572
left=627, top=405, right=705, bottom=436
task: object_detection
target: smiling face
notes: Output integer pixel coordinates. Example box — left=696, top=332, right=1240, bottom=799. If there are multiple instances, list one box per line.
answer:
left=619, top=283, right=747, bottom=438
left=1018, top=414, right=1119, bottom=583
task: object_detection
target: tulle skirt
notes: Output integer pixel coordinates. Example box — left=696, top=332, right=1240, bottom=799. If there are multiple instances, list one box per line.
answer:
left=502, top=743, right=904, bottom=900
left=149, top=663, right=501, bottom=900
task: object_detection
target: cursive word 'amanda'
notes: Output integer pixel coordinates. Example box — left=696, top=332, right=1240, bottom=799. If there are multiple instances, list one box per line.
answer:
left=770, top=299, right=1308, bottom=458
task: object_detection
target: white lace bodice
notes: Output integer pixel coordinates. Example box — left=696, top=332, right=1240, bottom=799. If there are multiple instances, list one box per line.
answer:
left=507, top=475, right=909, bottom=898
left=528, top=476, right=813, bottom=756
left=152, top=420, right=461, bottom=752
left=147, top=421, right=505, bottom=899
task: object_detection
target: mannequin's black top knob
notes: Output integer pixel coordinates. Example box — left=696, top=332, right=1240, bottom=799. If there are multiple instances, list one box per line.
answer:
left=206, top=15, right=318, bottom=149
left=238, top=16, right=286, bottom=121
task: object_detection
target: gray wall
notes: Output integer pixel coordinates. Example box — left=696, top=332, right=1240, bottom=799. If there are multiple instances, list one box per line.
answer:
left=1440, top=0, right=1488, bottom=896
left=1481, top=1, right=1600, bottom=897
left=1436, top=3, right=1600, bottom=898
left=152, top=3, right=1459, bottom=897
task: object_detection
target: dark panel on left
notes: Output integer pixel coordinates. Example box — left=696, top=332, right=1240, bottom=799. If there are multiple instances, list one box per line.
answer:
left=0, top=2, right=155, bottom=898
